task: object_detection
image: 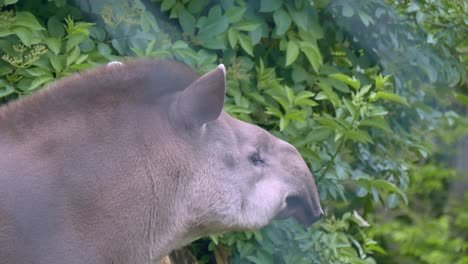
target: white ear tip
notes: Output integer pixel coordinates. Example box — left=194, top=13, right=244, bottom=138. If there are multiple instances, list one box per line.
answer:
left=217, top=64, right=226, bottom=75
left=107, top=61, right=123, bottom=67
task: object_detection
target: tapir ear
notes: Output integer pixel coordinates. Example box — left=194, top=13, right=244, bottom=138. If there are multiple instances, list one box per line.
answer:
left=177, top=64, right=226, bottom=128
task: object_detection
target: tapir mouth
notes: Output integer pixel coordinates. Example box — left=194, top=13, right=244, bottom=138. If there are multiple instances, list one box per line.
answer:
left=275, top=196, right=323, bottom=227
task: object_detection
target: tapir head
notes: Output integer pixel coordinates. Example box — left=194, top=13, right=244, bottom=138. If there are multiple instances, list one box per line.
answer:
left=166, top=64, right=323, bottom=232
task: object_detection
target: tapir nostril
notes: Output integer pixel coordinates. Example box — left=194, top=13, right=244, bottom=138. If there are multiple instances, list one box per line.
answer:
left=278, top=195, right=323, bottom=226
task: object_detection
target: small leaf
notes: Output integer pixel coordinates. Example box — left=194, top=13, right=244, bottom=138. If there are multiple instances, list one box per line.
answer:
left=372, top=180, right=408, bottom=205
left=25, top=67, right=50, bottom=77
left=66, top=34, right=88, bottom=53
left=238, top=33, right=253, bottom=56
left=265, top=106, right=283, bottom=118
left=187, top=0, right=207, bottom=13
left=66, top=47, right=80, bottom=67
left=387, top=193, right=399, bottom=208
left=179, top=7, right=196, bottom=35
left=316, top=82, right=339, bottom=107
left=161, top=0, right=176, bottom=12
left=140, top=11, right=159, bottom=33
left=227, top=28, right=238, bottom=48
left=98, top=43, right=112, bottom=57
left=49, top=53, right=62, bottom=74
left=287, top=4, right=309, bottom=30
left=13, top=12, right=45, bottom=31
left=300, top=43, right=322, bottom=72
left=329, top=73, right=360, bottom=90
left=233, top=21, right=262, bottom=32
left=44, top=38, right=61, bottom=55
left=47, top=16, right=65, bottom=38
left=2, top=0, right=19, bottom=6
left=359, top=116, right=391, bottom=132
left=273, top=8, right=292, bottom=36
left=260, top=0, right=282, bottom=12
left=294, top=91, right=317, bottom=107
left=279, top=117, right=290, bottom=131
left=369, top=91, right=409, bottom=106
left=29, top=75, right=53, bottom=91
left=0, top=82, right=15, bottom=98
left=344, top=129, right=374, bottom=144
left=225, top=6, right=246, bottom=23
left=12, top=27, right=34, bottom=46
left=285, top=41, right=299, bottom=66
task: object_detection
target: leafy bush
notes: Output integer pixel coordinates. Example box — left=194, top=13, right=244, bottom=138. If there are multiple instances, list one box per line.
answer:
left=1, top=0, right=466, bottom=263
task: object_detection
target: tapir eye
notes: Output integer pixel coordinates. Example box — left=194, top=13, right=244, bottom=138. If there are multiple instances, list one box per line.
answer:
left=250, top=153, right=265, bottom=166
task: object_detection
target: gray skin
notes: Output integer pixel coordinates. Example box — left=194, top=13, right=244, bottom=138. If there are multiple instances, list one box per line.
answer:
left=0, top=60, right=323, bottom=264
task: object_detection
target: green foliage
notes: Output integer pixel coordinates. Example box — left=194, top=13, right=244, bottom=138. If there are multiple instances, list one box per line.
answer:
left=0, top=0, right=466, bottom=263
left=0, top=1, right=115, bottom=101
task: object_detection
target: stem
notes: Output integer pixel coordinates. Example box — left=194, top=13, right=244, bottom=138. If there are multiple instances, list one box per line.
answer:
left=318, top=103, right=363, bottom=181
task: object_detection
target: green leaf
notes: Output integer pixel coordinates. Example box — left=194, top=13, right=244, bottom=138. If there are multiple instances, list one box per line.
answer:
left=279, top=117, right=290, bottom=131
left=329, top=73, right=361, bottom=90
left=0, top=81, right=15, bottom=98
left=42, top=38, right=60, bottom=55
left=370, top=179, right=408, bottom=205
left=238, top=33, right=253, bottom=56
left=97, top=43, right=112, bottom=57
left=47, top=16, right=65, bottom=38
left=48, top=53, right=62, bottom=74
left=179, top=7, right=196, bottom=35
left=359, top=116, right=391, bottom=132
left=387, top=193, right=399, bottom=209
left=369, top=91, right=409, bottom=106
left=1, top=0, right=18, bottom=6
left=25, top=67, right=50, bottom=77
left=375, top=73, right=392, bottom=90
left=0, top=29, right=12, bottom=38
left=74, top=54, right=88, bottom=64
left=28, top=75, right=53, bottom=91
left=197, top=11, right=229, bottom=39
left=187, top=0, right=207, bottom=13
left=284, top=109, right=306, bottom=122
left=285, top=41, right=299, bottom=66
left=343, top=98, right=357, bottom=118
left=227, top=28, right=238, bottom=48
left=273, top=8, right=292, bottom=36
left=260, top=0, right=282, bottom=12
left=224, top=105, right=252, bottom=115
left=161, top=0, right=176, bottom=12
left=454, top=92, right=468, bottom=105
left=344, top=129, right=374, bottom=144
left=287, top=4, right=309, bottom=30
left=294, top=91, right=317, bottom=107
left=13, top=12, right=45, bottom=31
left=315, top=116, right=345, bottom=130
left=265, top=106, right=283, bottom=118
left=140, top=11, right=159, bottom=33
left=234, top=21, right=262, bottom=32
left=66, top=35, right=88, bottom=53
left=66, top=47, right=80, bottom=67
left=12, top=27, right=34, bottom=46
left=300, top=44, right=322, bottom=73
left=198, top=35, right=226, bottom=50
left=316, top=82, right=339, bottom=107
left=225, top=6, right=246, bottom=23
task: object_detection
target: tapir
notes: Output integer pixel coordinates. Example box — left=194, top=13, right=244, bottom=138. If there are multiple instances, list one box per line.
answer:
left=0, top=60, right=323, bottom=264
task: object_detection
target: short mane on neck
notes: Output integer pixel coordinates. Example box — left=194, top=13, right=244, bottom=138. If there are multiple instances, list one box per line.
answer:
left=0, top=59, right=199, bottom=130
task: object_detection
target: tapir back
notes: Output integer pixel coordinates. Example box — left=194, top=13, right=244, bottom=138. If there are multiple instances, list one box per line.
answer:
left=0, top=60, right=322, bottom=264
